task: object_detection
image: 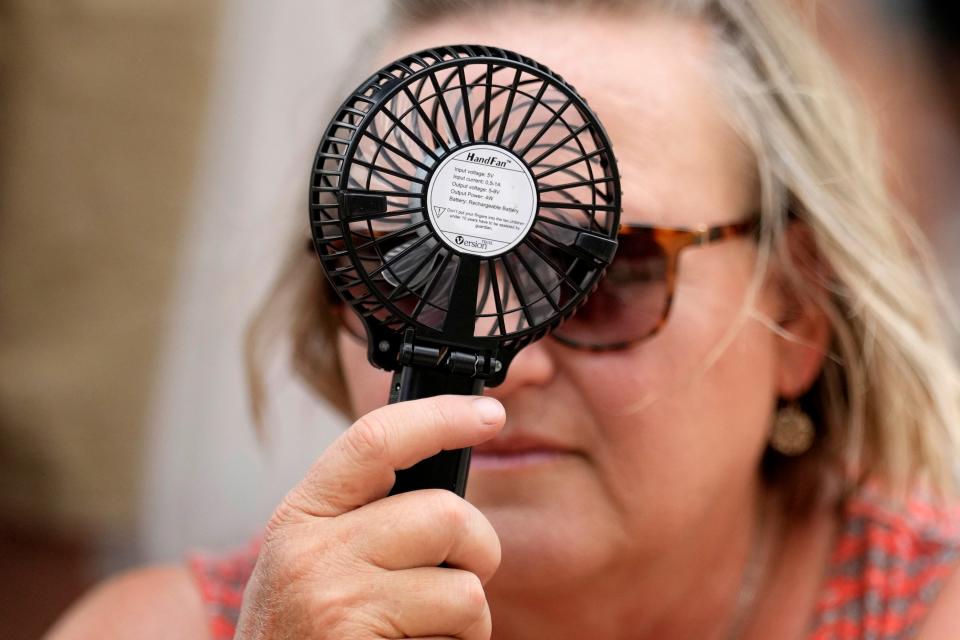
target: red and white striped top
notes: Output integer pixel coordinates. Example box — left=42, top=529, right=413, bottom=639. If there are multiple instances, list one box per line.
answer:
left=189, top=488, right=960, bottom=639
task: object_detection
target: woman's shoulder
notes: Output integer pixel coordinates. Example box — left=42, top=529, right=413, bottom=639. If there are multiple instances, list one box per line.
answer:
left=46, top=537, right=262, bottom=640
left=810, top=483, right=960, bottom=639
left=842, top=484, right=960, bottom=544
left=45, top=564, right=208, bottom=640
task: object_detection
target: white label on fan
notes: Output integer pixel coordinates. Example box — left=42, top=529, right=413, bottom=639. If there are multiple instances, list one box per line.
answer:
left=427, top=144, right=537, bottom=257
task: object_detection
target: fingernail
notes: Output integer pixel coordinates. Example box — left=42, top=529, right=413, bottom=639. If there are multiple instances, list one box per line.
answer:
left=473, top=397, right=505, bottom=425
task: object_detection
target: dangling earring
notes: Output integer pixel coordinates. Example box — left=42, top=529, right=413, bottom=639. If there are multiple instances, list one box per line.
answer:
left=769, top=402, right=815, bottom=456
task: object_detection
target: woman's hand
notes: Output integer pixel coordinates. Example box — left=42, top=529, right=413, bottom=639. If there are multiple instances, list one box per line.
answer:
left=235, top=395, right=506, bottom=640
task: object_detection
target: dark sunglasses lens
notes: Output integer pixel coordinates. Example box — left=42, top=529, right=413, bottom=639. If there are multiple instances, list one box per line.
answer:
left=554, top=231, right=670, bottom=348
left=330, top=228, right=672, bottom=349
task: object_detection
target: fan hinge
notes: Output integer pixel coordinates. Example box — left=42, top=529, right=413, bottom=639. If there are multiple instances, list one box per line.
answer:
left=398, top=329, right=502, bottom=378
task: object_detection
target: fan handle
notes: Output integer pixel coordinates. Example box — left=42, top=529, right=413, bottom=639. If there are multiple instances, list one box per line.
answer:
left=388, top=366, right=484, bottom=497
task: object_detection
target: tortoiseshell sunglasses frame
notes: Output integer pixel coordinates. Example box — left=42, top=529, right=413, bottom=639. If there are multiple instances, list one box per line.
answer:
left=551, top=216, right=759, bottom=351
left=314, top=216, right=758, bottom=352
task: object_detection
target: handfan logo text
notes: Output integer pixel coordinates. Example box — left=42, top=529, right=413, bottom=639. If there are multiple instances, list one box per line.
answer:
left=464, top=151, right=511, bottom=168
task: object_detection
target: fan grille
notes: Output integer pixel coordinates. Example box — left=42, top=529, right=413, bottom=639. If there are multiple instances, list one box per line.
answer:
left=310, top=45, right=620, bottom=351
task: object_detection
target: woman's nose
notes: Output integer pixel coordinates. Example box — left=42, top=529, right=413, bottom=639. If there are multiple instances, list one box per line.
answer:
left=486, top=337, right=556, bottom=399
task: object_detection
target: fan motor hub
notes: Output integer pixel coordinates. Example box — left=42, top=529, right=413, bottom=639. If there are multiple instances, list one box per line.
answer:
left=426, top=143, right=537, bottom=258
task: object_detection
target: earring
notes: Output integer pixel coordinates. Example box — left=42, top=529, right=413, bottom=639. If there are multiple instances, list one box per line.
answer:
left=769, top=402, right=815, bottom=456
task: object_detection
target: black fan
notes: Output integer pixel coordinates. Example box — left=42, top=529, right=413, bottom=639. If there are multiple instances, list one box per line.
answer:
left=309, top=45, right=621, bottom=496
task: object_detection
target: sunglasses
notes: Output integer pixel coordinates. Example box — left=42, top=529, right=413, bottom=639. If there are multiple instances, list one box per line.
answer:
left=315, top=216, right=757, bottom=351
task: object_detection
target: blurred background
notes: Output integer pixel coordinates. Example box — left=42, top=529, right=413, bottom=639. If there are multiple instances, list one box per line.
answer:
left=0, top=1, right=956, bottom=638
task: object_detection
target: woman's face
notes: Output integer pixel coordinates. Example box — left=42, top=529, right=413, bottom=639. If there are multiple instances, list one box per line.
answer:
left=337, top=9, right=825, bottom=593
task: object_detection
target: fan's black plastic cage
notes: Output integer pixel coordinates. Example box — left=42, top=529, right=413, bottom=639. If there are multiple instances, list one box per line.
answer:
left=310, top=44, right=621, bottom=385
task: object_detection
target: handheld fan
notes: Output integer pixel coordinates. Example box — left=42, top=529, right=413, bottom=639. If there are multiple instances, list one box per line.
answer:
left=309, top=45, right=621, bottom=496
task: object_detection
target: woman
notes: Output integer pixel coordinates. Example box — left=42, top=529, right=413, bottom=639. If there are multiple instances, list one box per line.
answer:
left=49, top=0, right=960, bottom=638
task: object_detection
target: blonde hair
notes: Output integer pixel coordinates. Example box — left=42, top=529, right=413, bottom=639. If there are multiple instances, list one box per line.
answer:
left=248, top=0, right=960, bottom=505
